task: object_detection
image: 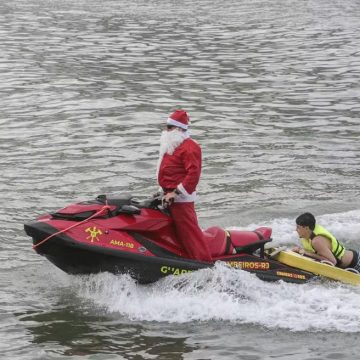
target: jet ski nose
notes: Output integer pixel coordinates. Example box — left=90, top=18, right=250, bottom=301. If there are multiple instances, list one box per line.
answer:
left=24, top=222, right=39, bottom=245
left=24, top=222, right=36, bottom=237
left=24, top=221, right=54, bottom=250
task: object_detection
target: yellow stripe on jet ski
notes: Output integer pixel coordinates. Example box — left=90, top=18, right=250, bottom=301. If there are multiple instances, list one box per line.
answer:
left=270, top=249, right=360, bottom=286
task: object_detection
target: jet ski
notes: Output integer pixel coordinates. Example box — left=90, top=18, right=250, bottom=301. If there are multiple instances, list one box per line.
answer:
left=24, top=194, right=315, bottom=284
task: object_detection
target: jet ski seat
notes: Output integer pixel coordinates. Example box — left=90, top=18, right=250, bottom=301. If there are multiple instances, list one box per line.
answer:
left=204, top=226, right=272, bottom=257
left=230, top=227, right=272, bottom=253
left=204, top=227, right=235, bottom=257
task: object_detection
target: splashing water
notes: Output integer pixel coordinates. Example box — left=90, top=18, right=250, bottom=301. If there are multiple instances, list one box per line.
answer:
left=72, top=261, right=360, bottom=332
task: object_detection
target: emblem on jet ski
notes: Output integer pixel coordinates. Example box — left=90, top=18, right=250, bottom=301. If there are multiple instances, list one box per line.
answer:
left=85, top=226, right=103, bottom=242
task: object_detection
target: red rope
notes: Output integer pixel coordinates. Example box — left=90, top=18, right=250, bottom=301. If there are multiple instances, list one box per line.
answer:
left=32, top=205, right=112, bottom=250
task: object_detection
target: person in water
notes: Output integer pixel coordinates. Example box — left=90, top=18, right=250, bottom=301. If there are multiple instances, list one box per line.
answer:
left=293, top=212, right=360, bottom=271
left=157, top=109, right=212, bottom=262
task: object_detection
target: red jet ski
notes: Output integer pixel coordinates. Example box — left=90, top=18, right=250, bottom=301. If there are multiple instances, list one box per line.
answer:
left=24, top=195, right=315, bottom=284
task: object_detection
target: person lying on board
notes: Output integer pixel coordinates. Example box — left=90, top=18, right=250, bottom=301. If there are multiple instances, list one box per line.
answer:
left=293, top=212, right=360, bottom=272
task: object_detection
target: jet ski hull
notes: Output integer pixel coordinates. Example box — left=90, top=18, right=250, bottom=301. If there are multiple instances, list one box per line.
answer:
left=25, top=218, right=315, bottom=285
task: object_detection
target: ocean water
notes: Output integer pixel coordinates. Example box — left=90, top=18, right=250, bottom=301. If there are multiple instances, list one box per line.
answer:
left=1, top=0, right=360, bottom=359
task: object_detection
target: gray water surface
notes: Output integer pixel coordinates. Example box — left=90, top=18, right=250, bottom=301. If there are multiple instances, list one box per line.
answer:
left=1, top=0, right=360, bottom=359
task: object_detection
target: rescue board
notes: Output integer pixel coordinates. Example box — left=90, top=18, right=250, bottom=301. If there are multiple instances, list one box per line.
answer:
left=267, top=249, right=360, bottom=286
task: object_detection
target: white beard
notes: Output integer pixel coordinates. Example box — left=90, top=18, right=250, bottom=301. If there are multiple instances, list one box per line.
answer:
left=159, top=129, right=188, bottom=156
left=157, top=129, right=189, bottom=177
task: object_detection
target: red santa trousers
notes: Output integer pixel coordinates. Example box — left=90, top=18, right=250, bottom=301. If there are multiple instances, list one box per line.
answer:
left=169, top=202, right=212, bottom=262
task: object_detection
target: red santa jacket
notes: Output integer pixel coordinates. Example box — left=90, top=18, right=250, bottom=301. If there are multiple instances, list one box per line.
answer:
left=158, top=138, right=201, bottom=202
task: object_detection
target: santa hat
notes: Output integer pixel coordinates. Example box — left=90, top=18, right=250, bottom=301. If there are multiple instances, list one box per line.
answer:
left=167, top=110, right=190, bottom=130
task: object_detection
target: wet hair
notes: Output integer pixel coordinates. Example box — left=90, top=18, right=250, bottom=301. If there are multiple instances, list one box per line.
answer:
left=296, top=212, right=316, bottom=230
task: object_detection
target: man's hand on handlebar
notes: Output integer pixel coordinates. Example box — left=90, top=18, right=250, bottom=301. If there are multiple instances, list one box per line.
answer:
left=162, top=191, right=176, bottom=208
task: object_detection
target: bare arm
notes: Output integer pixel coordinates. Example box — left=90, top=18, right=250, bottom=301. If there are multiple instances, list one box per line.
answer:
left=310, top=236, right=337, bottom=265
left=292, top=236, right=337, bottom=265
left=292, top=246, right=329, bottom=261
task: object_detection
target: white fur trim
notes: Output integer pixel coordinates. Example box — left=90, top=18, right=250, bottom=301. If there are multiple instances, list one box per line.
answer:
left=177, top=183, right=190, bottom=196
left=167, top=118, right=188, bottom=130
left=175, top=184, right=197, bottom=202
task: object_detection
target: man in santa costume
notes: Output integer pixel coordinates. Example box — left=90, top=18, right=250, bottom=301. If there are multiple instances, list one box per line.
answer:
left=157, top=109, right=212, bottom=262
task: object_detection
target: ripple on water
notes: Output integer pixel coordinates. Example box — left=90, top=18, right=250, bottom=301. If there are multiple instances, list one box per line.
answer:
left=0, top=1, right=360, bottom=359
